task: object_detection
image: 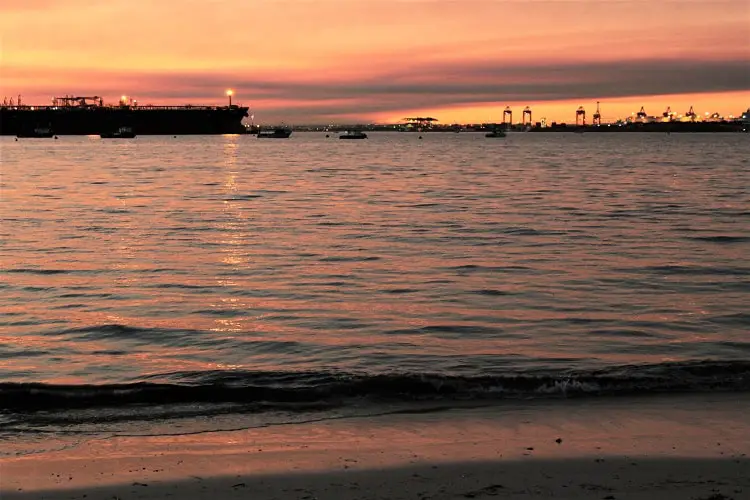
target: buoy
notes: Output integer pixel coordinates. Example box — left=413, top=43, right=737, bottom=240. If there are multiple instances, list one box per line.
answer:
left=325, top=134, right=329, bottom=138
left=54, top=136, right=59, bottom=140
left=418, top=136, right=423, bottom=140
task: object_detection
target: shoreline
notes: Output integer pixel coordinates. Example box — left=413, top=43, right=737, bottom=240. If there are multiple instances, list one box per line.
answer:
left=3, top=393, right=749, bottom=499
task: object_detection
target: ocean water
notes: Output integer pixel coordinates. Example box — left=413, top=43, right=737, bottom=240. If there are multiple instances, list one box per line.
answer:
left=1, top=132, right=749, bottom=440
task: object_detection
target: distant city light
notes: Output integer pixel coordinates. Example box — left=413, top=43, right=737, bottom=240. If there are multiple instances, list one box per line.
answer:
left=226, top=89, right=234, bottom=96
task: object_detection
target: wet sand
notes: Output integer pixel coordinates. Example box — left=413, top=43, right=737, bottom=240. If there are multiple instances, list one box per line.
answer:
left=3, top=393, right=749, bottom=499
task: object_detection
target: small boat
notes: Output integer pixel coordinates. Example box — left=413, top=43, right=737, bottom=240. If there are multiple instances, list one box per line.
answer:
left=339, top=130, right=368, bottom=140
left=257, top=127, right=292, bottom=138
left=17, top=126, right=54, bottom=138
left=485, top=129, right=506, bottom=138
left=101, top=126, right=136, bottom=139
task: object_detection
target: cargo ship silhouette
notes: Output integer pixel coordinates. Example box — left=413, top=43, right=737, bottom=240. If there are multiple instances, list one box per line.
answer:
left=1, top=95, right=249, bottom=136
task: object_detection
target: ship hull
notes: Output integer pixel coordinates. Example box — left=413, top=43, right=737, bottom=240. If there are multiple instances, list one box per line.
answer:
left=0, top=106, right=249, bottom=135
left=16, top=132, right=55, bottom=138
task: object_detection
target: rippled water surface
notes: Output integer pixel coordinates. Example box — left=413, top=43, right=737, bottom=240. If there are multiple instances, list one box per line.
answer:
left=2, top=133, right=749, bottom=395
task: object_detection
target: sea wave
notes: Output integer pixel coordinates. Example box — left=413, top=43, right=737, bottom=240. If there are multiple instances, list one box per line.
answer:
left=2, top=360, right=749, bottom=414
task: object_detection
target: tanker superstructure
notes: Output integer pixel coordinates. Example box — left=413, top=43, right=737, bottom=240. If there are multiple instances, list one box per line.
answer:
left=0, top=95, right=249, bottom=135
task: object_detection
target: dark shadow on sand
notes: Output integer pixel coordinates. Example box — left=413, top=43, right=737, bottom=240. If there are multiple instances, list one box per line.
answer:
left=5, top=457, right=749, bottom=500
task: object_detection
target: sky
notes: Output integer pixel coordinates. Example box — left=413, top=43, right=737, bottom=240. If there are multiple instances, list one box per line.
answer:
left=1, top=0, right=749, bottom=124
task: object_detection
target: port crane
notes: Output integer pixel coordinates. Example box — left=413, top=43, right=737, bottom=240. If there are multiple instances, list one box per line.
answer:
left=522, top=106, right=532, bottom=126
left=685, top=106, right=697, bottom=122
left=592, top=101, right=602, bottom=126
left=502, top=106, right=513, bottom=127
left=576, top=106, right=586, bottom=126
left=2, top=95, right=22, bottom=107
left=636, top=106, right=648, bottom=120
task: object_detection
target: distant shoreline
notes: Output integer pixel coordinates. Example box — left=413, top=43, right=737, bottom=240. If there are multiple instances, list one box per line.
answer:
left=276, top=121, right=747, bottom=133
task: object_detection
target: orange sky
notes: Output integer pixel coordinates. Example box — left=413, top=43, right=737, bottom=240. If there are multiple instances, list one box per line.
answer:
left=1, top=0, right=748, bottom=124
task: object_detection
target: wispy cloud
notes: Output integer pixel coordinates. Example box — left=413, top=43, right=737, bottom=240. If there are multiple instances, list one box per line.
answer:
left=3, top=0, right=748, bottom=121
left=10, top=57, right=746, bottom=121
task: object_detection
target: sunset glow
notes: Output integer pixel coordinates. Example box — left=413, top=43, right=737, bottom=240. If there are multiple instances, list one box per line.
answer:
left=1, top=0, right=748, bottom=123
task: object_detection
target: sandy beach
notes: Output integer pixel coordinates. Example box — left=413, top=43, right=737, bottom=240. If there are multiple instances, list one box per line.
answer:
left=3, top=393, right=749, bottom=499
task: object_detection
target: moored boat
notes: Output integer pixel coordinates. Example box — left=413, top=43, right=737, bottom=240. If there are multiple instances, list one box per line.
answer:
left=339, top=130, right=368, bottom=140
left=257, top=127, right=292, bottom=138
left=1, top=95, right=249, bottom=135
left=485, top=129, right=506, bottom=138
